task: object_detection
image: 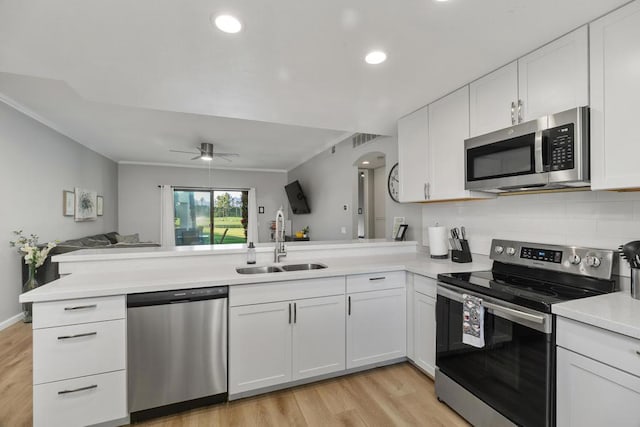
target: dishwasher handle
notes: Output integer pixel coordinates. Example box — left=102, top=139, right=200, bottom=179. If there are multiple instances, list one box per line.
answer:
left=127, top=286, right=228, bottom=308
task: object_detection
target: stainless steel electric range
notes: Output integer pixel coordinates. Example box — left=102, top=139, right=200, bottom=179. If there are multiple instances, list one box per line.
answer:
left=435, top=239, right=618, bottom=427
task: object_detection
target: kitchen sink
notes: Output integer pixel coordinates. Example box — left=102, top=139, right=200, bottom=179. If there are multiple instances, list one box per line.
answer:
left=281, top=263, right=328, bottom=271
left=236, top=266, right=283, bottom=274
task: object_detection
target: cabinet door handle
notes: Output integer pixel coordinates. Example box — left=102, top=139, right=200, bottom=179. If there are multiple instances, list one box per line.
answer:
left=511, top=101, right=516, bottom=125
left=369, top=277, right=386, bottom=281
left=294, top=302, right=297, bottom=323
left=57, top=332, right=97, bottom=340
left=427, top=183, right=431, bottom=200
left=348, top=296, right=351, bottom=316
left=64, top=304, right=97, bottom=311
left=288, top=303, right=292, bottom=324
left=58, top=384, right=98, bottom=395
left=517, top=99, right=523, bottom=123
left=424, top=183, right=427, bottom=200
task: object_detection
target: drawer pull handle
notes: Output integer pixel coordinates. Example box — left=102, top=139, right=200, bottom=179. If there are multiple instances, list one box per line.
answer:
left=57, top=332, right=97, bottom=340
left=58, top=384, right=98, bottom=395
left=64, top=304, right=97, bottom=311
left=369, top=277, right=386, bottom=281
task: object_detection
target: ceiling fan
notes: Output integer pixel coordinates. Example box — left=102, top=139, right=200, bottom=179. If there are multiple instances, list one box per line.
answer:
left=170, top=142, right=239, bottom=162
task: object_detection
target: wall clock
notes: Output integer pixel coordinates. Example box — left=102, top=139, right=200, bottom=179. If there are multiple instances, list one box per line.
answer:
left=388, top=163, right=400, bottom=202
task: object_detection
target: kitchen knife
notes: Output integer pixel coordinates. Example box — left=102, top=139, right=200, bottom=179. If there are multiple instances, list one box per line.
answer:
left=461, top=226, right=466, bottom=240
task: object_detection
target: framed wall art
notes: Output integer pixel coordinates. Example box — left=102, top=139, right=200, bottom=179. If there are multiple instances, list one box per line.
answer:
left=63, top=190, right=75, bottom=217
left=97, top=195, right=104, bottom=216
left=74, top=188, right=98, bottom=221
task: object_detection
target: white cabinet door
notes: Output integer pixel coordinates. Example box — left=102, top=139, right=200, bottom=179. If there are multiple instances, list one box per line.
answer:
left=292, top=295, right=345, bottom=380
left=413, top=292, right=436, bottom=376
left=557, top=347, right=640, bottom=427
left=347, top=288, right=406, bottom=369
left=590, top=1, right=640, bottom=190
left=518, top=26, right=588, bottom=121
left=428, top=86, right=492, bottom=201
left=469, top=61, right=518, bottom=137
left=229, top=301, right=292, bottom=394
left=397, top=106, right=430, bottom=202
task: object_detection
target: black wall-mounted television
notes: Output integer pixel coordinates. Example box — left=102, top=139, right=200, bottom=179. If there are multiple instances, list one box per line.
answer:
left=285, top=180, right=311, bottom=214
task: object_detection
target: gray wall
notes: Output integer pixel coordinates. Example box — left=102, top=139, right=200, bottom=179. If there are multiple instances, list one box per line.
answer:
left=0, top=101, right=118, bottom=324
left=118, top=164, right=288, bottom=243
left=287, top=136, right=422, bottom=243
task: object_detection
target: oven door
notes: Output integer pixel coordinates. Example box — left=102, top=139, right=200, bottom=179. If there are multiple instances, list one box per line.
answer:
left=465, top=117, right=548, bottom=191
left=436, top=282, right=554, bottom=427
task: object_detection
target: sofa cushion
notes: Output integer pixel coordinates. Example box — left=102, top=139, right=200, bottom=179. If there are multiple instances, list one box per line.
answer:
left=116, top=233, right=140, bottom=244
left=104, top=232, right=119, bottom=244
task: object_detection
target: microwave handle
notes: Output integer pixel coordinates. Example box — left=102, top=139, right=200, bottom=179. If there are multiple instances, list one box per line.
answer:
left=534, top=130, right=544, bottom=173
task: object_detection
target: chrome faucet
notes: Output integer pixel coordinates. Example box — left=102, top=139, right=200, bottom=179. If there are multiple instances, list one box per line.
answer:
left=274, top=207, right=287, bottom=263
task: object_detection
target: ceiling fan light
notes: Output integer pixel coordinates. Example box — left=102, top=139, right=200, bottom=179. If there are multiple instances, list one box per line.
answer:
left=201, top=155, right=213, bottom=161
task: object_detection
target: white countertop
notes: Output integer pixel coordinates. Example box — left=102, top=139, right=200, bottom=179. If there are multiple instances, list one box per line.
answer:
left=21, top=252, right=491, bottom=303
left=52, top=239, right=418, bottom=262
left=553, top=288, right=640, bottom=340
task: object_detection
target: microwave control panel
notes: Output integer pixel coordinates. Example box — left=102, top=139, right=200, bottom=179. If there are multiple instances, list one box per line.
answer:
left=548, top=123, right=574, bottom=171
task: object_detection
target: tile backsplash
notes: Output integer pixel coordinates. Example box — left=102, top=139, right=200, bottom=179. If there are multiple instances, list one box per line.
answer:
left=422, top=190, right=640, bottom=277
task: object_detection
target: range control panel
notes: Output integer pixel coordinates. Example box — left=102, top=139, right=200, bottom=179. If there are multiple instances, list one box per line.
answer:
left=490, top=239, right=615, bottom=280
left=547, top=123, right=574, bottom=171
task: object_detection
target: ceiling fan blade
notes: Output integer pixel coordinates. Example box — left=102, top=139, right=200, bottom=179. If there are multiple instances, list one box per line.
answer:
left=215, top=155, right=234, bottom=162
left=213, top=152, right=239, bottom=157
left=190, top=155, right=202, bottom=160
left=170, top=149, right=200, bottom=154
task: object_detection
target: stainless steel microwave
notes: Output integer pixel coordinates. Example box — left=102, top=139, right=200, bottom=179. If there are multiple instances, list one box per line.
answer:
left=464, top=107, right=590, bottom=193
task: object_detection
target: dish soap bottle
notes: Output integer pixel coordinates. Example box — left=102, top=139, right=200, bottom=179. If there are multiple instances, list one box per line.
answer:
left=247, top=242, right=256, bottom=264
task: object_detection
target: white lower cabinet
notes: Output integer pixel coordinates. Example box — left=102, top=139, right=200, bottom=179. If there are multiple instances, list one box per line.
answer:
left=34, top=370, right=127, bottom=427
left=229, top=278, right=346, bottom=395
left=347, top=287, right=407, bottom=369
left=556, top=316, right=640, bottom=426
left=557, top=347, right=640, bottom=426
left=229, top=300, right=293, bottom=394
left=31, top=296, right=127, bottom=427
left=413, top=291, right=436, bottom=376
left=292, top=295, right=346, bottom=380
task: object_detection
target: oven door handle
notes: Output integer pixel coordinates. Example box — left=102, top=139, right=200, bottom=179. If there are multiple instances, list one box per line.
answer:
left=437, top=284, right=548, bottom=327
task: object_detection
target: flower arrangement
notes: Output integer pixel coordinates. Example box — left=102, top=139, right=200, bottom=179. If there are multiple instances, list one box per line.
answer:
left=9, top=230, right=57, bottom=270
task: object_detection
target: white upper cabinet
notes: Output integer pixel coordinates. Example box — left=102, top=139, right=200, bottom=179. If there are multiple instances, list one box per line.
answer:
left=470, top=26, right=588, bottom=137
left=590, top=1, right=640, bottom=190
left=397, top=106, right=430, bottom=202
left=518, top=26, right=589, bottom=121
left=429, top=86, right=492, bottom=201
left=469, top=61, right=518, bottom=137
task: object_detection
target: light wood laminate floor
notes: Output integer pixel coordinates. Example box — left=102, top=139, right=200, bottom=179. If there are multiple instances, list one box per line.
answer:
left=0, top=321, right=468, bottom=427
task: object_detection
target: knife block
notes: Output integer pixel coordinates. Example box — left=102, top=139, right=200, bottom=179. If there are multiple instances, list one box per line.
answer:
left=452, top=239, right=473, bottom=263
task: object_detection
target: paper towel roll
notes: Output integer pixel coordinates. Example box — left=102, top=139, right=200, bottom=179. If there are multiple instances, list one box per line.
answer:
left=428, top=226, right=449, bottom=258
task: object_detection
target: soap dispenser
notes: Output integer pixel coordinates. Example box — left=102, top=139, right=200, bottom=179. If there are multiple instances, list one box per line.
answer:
left=247, top=242, right=256, bottom=264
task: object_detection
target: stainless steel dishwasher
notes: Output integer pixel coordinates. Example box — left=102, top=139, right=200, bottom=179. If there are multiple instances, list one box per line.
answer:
left=127, top=286, right=228, bottom=422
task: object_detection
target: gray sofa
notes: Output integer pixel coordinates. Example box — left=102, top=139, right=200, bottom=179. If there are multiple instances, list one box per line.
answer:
left=22, top=232, right=160, bottom=286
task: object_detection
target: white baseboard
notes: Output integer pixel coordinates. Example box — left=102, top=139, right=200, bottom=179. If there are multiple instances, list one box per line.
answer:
left=0, top=312, right=25, bottom=331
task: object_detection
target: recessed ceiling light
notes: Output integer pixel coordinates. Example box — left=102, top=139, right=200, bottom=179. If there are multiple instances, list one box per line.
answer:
left=365, top=51, right=387, bottom=65
left=362, top=161, right=370, bottom=165
left=214, top=14, right=242, bottom=33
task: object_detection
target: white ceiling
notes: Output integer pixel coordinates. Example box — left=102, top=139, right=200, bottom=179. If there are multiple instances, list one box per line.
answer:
left=0, top=0, right=629, bottom=170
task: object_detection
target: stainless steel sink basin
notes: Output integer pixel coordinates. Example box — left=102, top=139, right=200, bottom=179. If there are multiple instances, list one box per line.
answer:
left=281, top=263, right=328, bottom=272
left=236, top=266, right=283, bottom=274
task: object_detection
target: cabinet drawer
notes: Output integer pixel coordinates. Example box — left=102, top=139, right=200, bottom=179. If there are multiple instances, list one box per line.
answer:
left=230, top=276, right=345, bottom=307
left=557, top=317, right=640, bottom=378
left=33, top=295, right=125, bottom=329
left=33, top=370, right=126, bottom=427
left=34, top=319, right=126, bottom=385
left=414, top=274, right=436, bottom=298
left=346, top=271, right=405, bottom=294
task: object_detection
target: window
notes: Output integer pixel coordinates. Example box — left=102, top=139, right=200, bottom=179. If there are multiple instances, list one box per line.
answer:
left=173, top=189, right=248, bottom=246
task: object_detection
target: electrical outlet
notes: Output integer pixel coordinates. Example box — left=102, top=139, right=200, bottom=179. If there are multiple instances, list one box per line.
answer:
left=341, top=226, right=347, bottom=234
left=343, top=204, right=349, bottom=212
